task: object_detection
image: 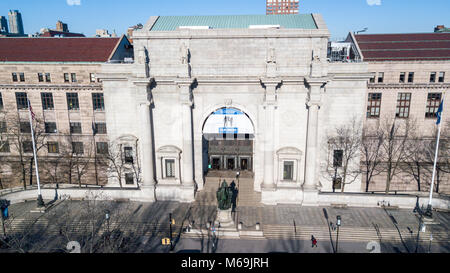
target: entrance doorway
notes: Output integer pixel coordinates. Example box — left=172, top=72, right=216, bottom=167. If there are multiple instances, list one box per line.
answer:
left=240, top=158, right=249, bottom=170
left=227, top=157, right=235, bottom=170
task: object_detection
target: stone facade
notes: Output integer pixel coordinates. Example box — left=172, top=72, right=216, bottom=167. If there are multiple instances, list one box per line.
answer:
left=99, top=14, right=371, bottom=205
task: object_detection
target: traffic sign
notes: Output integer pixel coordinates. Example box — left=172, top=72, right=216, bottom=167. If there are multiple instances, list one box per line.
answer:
left=162, top=238, right=171, bottom=245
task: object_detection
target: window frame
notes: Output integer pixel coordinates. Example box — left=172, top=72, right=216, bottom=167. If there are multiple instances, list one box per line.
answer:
left=430, top=72, right=436, bottom=83
left=38, top=73, right=44, bottom=82
left=45, top=73, right=51, bottom=83
left=22, top=141, right=33, bottom=153
left=72, top=142, right=84, bottom=155
left=438, top=72, right=445, bottom=83
left=399, top=72, right=406, bottom=83
left=71, top=73, right=77, bottom=83
left=377, top=72, right=384, bottom=83
left=47, top=142, right=59, bottom=154
left=94, top=123, right=107, bottom=135
left=70, top=122, right=82, bottom=134
left=19, top=72, right=25, bottom=82
left=333, top=150, right=344, bottom=168
left=12, top=72, right=18, bottom=82
left=426, top=93, right=442, bottom=118
left=165, top=159, right=176, bottom=178
left=0, top=92, right=3, bottom=110
left=15, top=92, right=28, bottom=110
left=45, top=122, right=58, bottom=134
left=41, top=92, right=54, bottom=110
left=64, top=73, right=70, bottom=83
left=124, top=146, right=133, bottom=164
left=96, top=142, right=108, bottom=154
left=367, top=93, right=382, bottom=118
left=283, top=160, right=294, bottom=181
left=125, top=173, right=134, bottom=185
left=408, top=72, right=414, bottom=83
left=66, top=93, right=80, bottom=111
left=0, top=140, right=10, bottom=153
left=396, top=93, right=411, bottom=118
left=92, top=93, right=105, bottom=111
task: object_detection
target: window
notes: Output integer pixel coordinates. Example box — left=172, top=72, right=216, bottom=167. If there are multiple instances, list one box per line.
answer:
left=19, top=73, right=25, bottom=82
left=92, top=93, right=105, bottom=111
left=430, top=72, right=436, bottom=83
left=125, top=173, right=134, bottom=185
left=369, top=75, right=375, bottom=83
left=20, top=122, right=31, bottom=133
left=64, top=73, right=70, bottom=83
left=71, top=73, right=77, bottom=82
left=124, top=147, right=133, bottom=163
left=70, top=122, right=82, bottom=134
left=0, top=121, right=6, bottom=133
left=426, top=93, right=442, bottom=118
left=22, top=141, right=33, bottom=153
left=45, top=122, right=57, bottom=134
left=38, top=73, right=44, bottom=82
left=396, top=93, right=411, bottom=118
left=45, top=73, right=51, bottom=82
left=94, top=123, right=107, bottom=134
left=47, top=142, right=59, bottom=154
left=15, top=92, right=28, bottom=110
left=41, top=93, right=54, bottom=110
left=438, top=72, right=445, bottom=83
left=96, top=142, right=108, bottom=154
left=367, top=93, right=382, bottom=118
left=12, top=72, right=18, bottom=82
left=283, top=161, right=294, bottom=180
left=333, top=150, right=343, bottom=168
left=90, top=73, right=96, bottom=83
left=399, top=72, right=406, bottom=83
left=0, top=141, right=10, bottom=153
left=377, top=72, right=384, bottom=83
left=165, top=159, right=175, bottom=178
left=0, top=92, right=3, bottom=110
left=67, top=93, right=79, bottom=110
left=72, top=142, right=84, bottom=155
left=408, top=72, right=414, bottom=83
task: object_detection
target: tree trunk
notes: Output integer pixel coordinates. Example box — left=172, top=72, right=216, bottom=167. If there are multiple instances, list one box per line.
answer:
left=385, top=163, right=392, bottom=194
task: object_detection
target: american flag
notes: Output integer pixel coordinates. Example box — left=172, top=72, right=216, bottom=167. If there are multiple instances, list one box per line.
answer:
left=28, top=99, right=36, bottom=120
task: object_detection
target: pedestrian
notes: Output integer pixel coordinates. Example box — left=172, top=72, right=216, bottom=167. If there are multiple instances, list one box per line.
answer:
left=311, top=235, right=318, bottom=248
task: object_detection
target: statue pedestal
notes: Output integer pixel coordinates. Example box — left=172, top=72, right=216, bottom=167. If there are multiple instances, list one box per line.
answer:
left=214, top=208, right=240, bottom=238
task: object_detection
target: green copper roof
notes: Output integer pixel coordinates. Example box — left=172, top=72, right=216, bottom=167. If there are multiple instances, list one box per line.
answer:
left=150, top=14, right=317, bottom=31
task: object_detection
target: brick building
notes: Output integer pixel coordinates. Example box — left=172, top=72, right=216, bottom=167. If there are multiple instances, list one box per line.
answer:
left=0, top=36, right=133, bottom=189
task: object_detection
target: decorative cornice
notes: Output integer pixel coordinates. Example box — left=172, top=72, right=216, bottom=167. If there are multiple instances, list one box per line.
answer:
left=0, top=84, right=103, bottom=91
left=368, top=83, right=450, bottom=89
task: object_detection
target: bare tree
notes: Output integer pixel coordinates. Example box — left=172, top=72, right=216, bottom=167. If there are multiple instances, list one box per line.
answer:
left=380, top=117, right=415, bottom=194
left=324, top=118, right=362, bottom=192
left=402, top=134, right=432, bottom=192
left=361, top=122, right=384, bottom=192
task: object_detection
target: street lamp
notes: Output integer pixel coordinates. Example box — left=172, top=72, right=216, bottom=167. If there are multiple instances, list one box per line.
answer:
left=336, top=215, right=341, bottom=253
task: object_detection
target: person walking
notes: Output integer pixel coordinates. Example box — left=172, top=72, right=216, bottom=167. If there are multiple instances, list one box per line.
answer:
left=311, top=235, right=318, bottom=248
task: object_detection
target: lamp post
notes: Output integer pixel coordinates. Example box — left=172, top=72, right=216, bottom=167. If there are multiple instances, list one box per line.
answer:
left=169, top=213, right=174, bottom=251
left=336, top=215, right=341, bottom=253
left=104, top=210, right=110, bottom=234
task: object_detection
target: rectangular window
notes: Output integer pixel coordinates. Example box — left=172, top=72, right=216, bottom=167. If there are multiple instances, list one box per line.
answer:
left=367, top=93, right=382, bottom=118
left=92, top=93, right=105, bottom=111
left=45, top=122, right=57, bottom=134
left=430, top=72, right=436, bottom=83
left=64, top=73, right=70, bottom=83
left=283, top=161, right=294, bottom=180
left=19, top=73, right=25, bottom=82
left=12, top=72, right=18, bottom=82
left=408, top=72, right=414, bottom=83
left=0, top=141, right=10, bottom=153
left=377, top=72, right=384, bottom=83
left=426, top=93, right=442, bottom=118
left=165, top=159, right=175, bottom=178
left=67, top=93, right=79, bottom=110
left=22, top=141, right=33, bottom=153
left=45, top=73, right=51, bottom=82
left=125, top=173, right=134, bottom=185
left=15, top=92, right=28, bottom=110
left=333, top=150, right=344, bottom=167
left=0, top=92, right=3, bottom=110
left=399, top=72, right=405, bottom=83
left=396, top=93, right=411, bottom=118
left=71, top=73, right=77, bottom=82
left=0, top=121, right=6, bottom=133
left=96, top=142, right=108, bottom=154
left=47, top=142, right=59, bottom=154
left=41, top=93, right=54, bottom=110
left=72, top=142, right=84, bottom=155
left=20, top=122, right=31, bottom=133
left=90, top=73, right=96, bottom=83
left=438, top=72, right=445, bottom=83
left=124, top=147, right=133, bottom=163
left=38, top=73, right=44, bottom=82
left=369, top=75, right=375, bottom=83
left=94, top=123, right=107, bottom=134
left=70, top=122, right=82, bottom=134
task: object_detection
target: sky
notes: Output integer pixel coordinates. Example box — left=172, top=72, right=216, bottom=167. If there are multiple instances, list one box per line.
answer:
left=0, top=0, right=448, bottom=39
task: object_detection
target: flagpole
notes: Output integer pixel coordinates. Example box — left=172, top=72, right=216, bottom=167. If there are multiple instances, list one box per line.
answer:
left=426, top=94, right=445, bottom=217
left=27, top=99, right=44, bottom=207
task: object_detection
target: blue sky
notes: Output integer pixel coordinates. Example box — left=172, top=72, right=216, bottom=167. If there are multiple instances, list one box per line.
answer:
left=0, top=0, right=448, bottom=39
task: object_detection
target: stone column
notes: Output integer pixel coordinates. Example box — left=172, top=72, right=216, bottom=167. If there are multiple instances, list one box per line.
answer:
left=179, top=82, right=195, bottom=187
left=261, top=81, right=278, bottom=190
left=139, top=101, right=155, bottom=188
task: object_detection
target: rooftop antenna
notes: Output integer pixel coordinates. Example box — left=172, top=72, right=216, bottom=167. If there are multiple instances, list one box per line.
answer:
left=356, top=27, right=368, bottom=34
